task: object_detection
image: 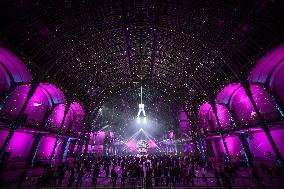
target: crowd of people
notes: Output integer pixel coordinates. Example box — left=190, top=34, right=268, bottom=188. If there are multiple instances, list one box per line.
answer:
left=16, top=154, right=284, bottom=188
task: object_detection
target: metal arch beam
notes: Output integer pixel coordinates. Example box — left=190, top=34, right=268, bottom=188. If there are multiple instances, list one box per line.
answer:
left=95, top=79, right=185, bottom=104
left=54, top=28, right=124, bottom=59
left=121, top=0, right=134, bottom=79
left=149, top=0, right=160, bottom=80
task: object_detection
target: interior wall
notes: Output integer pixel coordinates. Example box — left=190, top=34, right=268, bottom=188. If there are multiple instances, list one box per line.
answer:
left=271, top=129, right=284, bottom=157
left=5, top=131, right=33, bottom=159
left=37, top=136, right=62, bottom=158
left=247, top=131, right=274, bottom=159
left=225, top=135, right=243, bottom=158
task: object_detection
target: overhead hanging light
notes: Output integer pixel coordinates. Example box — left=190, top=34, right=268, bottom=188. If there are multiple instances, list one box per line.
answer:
left=137, top=86, right=146, bottom=123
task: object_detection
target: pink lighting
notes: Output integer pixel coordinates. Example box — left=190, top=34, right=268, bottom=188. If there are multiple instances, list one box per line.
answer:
left=6, top=132, right=33, bottom=159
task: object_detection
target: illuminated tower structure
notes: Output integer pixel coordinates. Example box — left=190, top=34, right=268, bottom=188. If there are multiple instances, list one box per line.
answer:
left=137, top=86, right=146, bottom=123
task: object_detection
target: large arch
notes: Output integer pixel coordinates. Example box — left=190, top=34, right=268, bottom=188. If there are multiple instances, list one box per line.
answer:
left=198, top=102, right=213, bottom=131
left=0, top=46, right=32, bottom=118
left=249, top=44, right=284, bottom=86
left=0, top=46, right=32, bottom=84
left=215, top=83, right=279, bottom=128
left=248, top=44, right=284, bottom=113
left=24, top=83, right=66, bottom=127
left=68, top=102, right=85, bottom=132
left=198, top=101, right=234, bottom=132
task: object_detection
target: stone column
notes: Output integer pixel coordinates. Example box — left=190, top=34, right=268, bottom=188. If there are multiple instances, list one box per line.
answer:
left=62, top=138, right=72, bottom=163
left=58, top=138, right=68, bottom=162
left=210, top=101, right=231, bottom=162
left=239, top=132, right=254, bottom=167
left=226, top=105, right=254, bottom=166
left=26, top=133, right=42, bottom=167
left=49, top=102, right=71, bottom=162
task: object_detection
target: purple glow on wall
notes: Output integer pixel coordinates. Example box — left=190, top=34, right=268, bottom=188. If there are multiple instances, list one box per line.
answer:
left=198, top=102, right=211, bottom=117
left=2, top=84, right=30, bottom=119
left=208, top=104, right=233, bottom=130
left=250, top=85, right=279, bottom=120
left=37, top=136, right=62, bottom=158
left=198, top=102, right=233, bottom=131
left=248, top=130, right=274, bottom=158
left=271, top=129, right=284, bottom=157
left=6, top=132, right=33, bottom=159
left=230, top=87, right=256, bottom=127
left=48, top=104, right=65, bottom=129
left=224, top=135, right=243, bottom=157
left=24, top=85, right=52, bottom=124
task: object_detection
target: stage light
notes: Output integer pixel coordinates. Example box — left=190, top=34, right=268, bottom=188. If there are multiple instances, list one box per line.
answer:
left=137, top=117, right=140, bottom=123
left=143, top=116, right=146, bottom=123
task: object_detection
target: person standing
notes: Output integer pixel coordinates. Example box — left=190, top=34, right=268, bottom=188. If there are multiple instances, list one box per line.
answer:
left=67, top=167, right=75, bottom=187
left=111, top=166, right=118, bottom=188
left=92, top=164, right=100, bottom=187
left=121, top=168, right=128, bottom=186
left=17, top=169, right=28, bottom=189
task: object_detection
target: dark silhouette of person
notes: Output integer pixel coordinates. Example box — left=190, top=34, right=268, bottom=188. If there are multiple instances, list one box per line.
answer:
left=18, top=169, right=28, bottom=189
